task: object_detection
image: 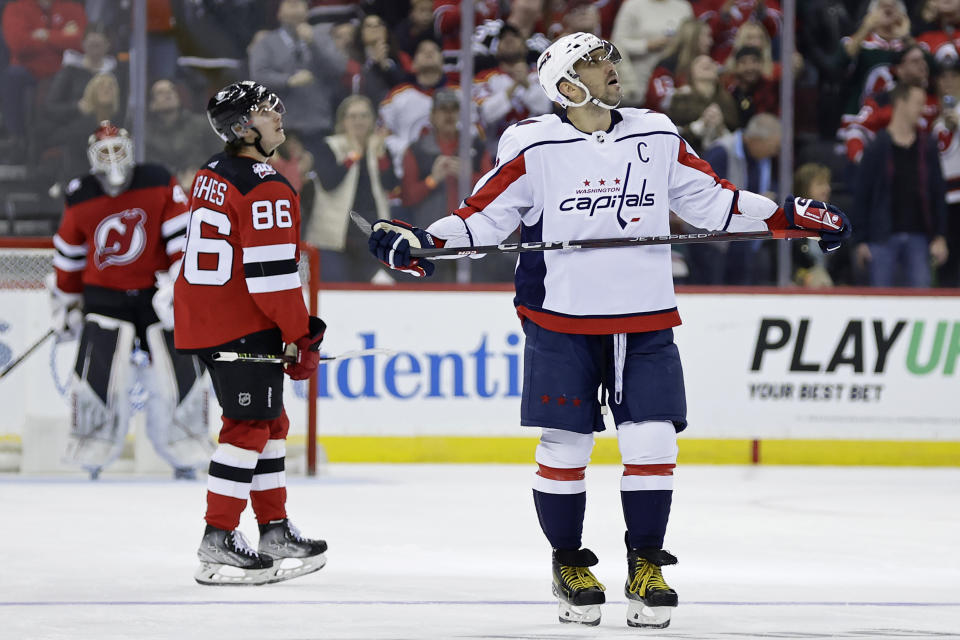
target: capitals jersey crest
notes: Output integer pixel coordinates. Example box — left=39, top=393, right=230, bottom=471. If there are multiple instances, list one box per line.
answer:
left=93, top=208, right=147, bottom=269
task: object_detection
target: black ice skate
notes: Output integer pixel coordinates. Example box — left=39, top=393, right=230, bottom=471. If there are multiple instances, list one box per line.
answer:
left=257, top=518, right=327, bottom=583
left=624, top=546, right=678, bottom=629
left=195, top=525, right=274, bottom=586
left=551, top=548, right=606, bottom=626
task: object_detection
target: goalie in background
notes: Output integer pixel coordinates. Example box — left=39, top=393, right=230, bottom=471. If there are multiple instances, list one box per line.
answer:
left=49, top=121, right=211, bottom=480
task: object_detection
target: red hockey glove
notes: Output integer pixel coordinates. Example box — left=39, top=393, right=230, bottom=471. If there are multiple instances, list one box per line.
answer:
left=783, top=195, right=852, bottom=253
left=368, top=219, right=438, bottom=277
left=283, top=316, right=326, bottom=380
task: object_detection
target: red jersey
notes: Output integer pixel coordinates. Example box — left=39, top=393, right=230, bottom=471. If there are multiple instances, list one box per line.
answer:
left=173, top=152, right=309, bottom=350
left=53, top=164, right=189, bottom=295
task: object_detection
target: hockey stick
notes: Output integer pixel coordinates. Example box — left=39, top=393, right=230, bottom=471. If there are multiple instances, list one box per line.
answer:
left=212, top=347, right=397, bottom=364
left=350, top=210, right=820, bottom=258
left=0, top=328, right=55, bottom=380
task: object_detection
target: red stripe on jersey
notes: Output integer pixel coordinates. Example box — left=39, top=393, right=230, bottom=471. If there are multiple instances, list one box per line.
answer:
left=537, top=464, right=586, bottom=481
left=676, top=141, right=737, bottom=192
left=454, top=154, right=526, bottom=219
left=624, top=463, right=676, bottom=476
left=516, top=305, right=681, bottom=335
left=765, top=207, right=788, bottom=230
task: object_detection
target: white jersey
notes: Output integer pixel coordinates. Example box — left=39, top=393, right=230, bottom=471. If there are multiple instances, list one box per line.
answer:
left=426, top=108, right=782, bottom=334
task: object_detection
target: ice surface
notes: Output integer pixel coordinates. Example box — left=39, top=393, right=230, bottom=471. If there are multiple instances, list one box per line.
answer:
left=1, top=464, right=959, bottom=639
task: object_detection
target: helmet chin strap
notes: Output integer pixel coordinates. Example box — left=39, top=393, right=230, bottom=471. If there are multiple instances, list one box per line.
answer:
left=241, top=126, right=275, bottom=158
left=564, top=78, right=621, bottom=110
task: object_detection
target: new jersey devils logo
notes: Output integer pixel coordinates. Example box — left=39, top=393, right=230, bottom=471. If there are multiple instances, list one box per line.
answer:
left=93, top=208, right=147, bottom=269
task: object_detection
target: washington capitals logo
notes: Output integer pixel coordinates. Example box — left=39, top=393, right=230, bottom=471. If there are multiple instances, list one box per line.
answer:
left=93, top=208, right=147, bottom=269
left=559, top=163, right=656, bottom=228
left=538, top=51, right=552, bottom=71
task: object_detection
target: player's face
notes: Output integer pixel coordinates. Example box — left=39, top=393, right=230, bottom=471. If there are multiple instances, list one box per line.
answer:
left=248, top=99, right=286, bottom=154
left=572, top=47, right=621, bottom=106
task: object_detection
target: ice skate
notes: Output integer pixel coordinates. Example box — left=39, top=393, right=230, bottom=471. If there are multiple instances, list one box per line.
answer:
left=551, top=548, right=606, bottom=626
left=195, top=525, right=275, bottom=586
left=257, top=519, right=327, bottom=583
left=624, top=547, right=678, bottom=629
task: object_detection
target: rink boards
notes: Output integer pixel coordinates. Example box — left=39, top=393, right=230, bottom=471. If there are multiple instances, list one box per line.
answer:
left=1, top=286, right=959, bottom=466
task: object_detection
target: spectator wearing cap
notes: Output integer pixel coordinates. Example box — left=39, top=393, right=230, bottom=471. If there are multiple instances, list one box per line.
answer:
left=474, top=24, right=552, bottom=158
left=473, top=0, right=551, bottom=72
left=611, top=0, right=693, bottom=106
left=725, top=45, right=780, bottom=128
left=853, top=83, right=948, bottom=287
left=401, top=88, right=492, bottom=240
left=838, top=44, right=940, bottom=164
left=1, top=0, right=86, bottom=142
left=306, top=94, right=400, bottom=282
left=248, top=0, right=348, bottom=155
left=931, top=56, right=960, bottom=286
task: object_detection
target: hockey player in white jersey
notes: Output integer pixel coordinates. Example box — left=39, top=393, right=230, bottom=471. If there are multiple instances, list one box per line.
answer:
left=368, top=32, right=851, bottom=628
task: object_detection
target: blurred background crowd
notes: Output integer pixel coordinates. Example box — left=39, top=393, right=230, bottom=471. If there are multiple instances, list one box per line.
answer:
left=0, top=0, right=958, bottom=287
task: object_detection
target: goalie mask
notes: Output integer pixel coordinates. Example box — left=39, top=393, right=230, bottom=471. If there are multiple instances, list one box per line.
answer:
left=537, top=32, right=622, bottom=109
left=88, top=121, right=135, bottom=197
left=206, top=80, right=285, bottom=157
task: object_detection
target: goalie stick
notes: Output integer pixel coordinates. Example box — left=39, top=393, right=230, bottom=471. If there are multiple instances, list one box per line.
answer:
left=350, top=210, right=820, bottom=258
left=212, top=347, right=396, bottom=364
left=0, top=328, right=55, bottom=380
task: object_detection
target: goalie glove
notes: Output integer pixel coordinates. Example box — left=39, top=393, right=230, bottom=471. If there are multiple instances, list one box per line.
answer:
left=783, top=195, right=852, bottom=253
left=368, top=219, right=439, bottom=277
left=46, top=273, right=83, bottom=342
left=283, top=316, right=326, bottom=380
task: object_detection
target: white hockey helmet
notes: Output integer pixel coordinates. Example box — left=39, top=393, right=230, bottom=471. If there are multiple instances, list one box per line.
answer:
left=87, top=121, right=134, bottom=195
left=536, top=32, right=622, bottom=109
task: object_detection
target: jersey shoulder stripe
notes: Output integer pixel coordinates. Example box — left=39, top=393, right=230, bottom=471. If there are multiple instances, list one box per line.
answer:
left=64, top=164, right=174, bottom=207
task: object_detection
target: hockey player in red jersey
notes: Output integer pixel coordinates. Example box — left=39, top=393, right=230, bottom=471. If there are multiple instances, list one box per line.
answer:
left=50, top=121, right=210, bottom=480
left=368, top=33, right=852, bottom=628
left=174, top=81, right=327, bottom=586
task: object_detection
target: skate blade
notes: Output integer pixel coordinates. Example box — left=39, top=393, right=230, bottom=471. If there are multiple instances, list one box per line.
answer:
left=626, top=600, right=672, bottom=628
left=264, top=553, right=327, bottom=584
left=194, top=562, right=273, bottom=586
left=553, top=585, right=601, bottom=626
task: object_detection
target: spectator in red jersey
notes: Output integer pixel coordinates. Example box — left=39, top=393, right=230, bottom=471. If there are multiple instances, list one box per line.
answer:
left=0, top=0, right=86, bottom=142
left=725, top=46, right=780, bottom=128
left=915, top=0, right=960, bottom=69
left=838, top=44, right=939, bottom=164
left=669, top=54, right=739, bottom=154
left=693, top=0, right=781, bottom=63
left=837, top=0, right=911, bottom=114
left=433, top=0, right=501, bottom=74
left=931, top=56, right=960, bottom=285
left=307, top=94, right=399, bottom=282
left=646, top=18, right=713, bottom=112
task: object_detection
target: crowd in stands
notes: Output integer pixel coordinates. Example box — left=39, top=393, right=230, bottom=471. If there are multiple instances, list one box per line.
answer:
left=0, top=0, right=958, bottom=287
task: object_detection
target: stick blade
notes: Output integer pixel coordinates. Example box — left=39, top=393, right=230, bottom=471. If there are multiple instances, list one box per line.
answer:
left=349, top=210, right=373, bottom=235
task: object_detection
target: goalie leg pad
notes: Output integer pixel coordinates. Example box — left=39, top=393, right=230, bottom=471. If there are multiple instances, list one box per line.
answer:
left=142, top=325, right=212, bottom=470
left=64, top=314, right=135, bottom=471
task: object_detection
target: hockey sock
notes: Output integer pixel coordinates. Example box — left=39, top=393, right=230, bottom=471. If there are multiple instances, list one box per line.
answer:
left=533, top=464, right=587, bottom=550
left=205, top=442, right=259, bottom=530
left=250, top=438, right=287, bottom=524
left=620, top=478, right=673, bottom=549
left=618, top=421, right=677, bottom=549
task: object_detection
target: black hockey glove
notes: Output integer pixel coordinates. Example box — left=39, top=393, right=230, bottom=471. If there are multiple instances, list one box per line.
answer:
left=368, top=219, right=437, bottom=277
